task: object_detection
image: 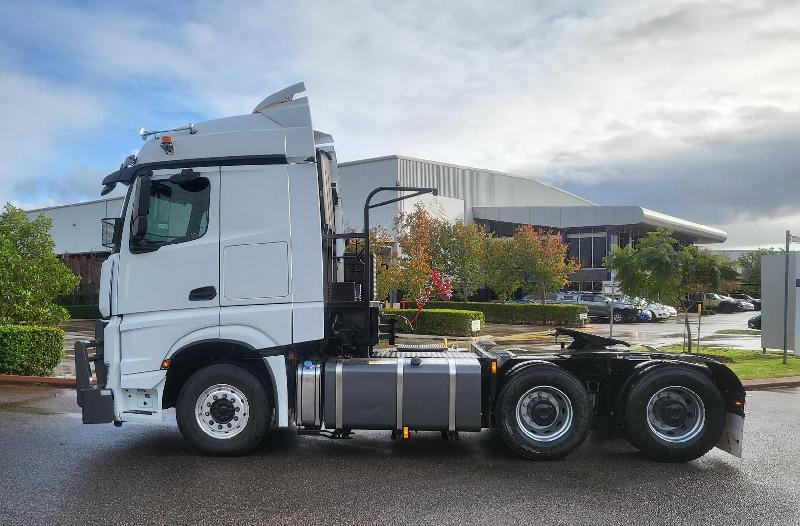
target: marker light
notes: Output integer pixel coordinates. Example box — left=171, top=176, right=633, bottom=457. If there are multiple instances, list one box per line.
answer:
left=491, top=361, right=497, bottom=375
left=161, top=135, right=172, bottom=144
left=161, top=359, right=171, bottom=369
left=402, top=426, right=410, bottom=439
left=735, top=400, right=744, bottom=408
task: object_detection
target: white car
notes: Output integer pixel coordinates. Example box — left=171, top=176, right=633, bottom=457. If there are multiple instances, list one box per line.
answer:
left=643, top=302, right=671, bottom=321
left=663, top=305, right=678, bottom=317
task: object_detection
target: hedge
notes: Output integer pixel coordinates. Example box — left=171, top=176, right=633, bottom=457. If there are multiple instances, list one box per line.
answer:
left=382, top=309, right=485, bottom=337
left=425, top=301, right=588, bottom=326
left=65, top=304, right=101, bottom=320
left=0, top=325, right=65, bottom=376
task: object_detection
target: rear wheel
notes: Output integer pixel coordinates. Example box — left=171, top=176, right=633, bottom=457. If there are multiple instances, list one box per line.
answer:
left=496, top=366, right=592, bottom=460
left=622, top=366, right=724, bottom=462
left=176, top=363, right=272, bottom=456
left=613, top=312, right=624, bottom=324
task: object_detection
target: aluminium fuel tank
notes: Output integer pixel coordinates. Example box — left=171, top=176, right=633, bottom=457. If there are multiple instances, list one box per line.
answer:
left=322, top=353, right=481, bottom=432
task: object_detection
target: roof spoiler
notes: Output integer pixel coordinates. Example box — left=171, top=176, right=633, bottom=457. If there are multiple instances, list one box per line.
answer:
left=252, top=82, right=306, bottom=114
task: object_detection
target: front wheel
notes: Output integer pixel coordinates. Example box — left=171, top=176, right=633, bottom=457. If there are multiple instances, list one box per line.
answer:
left=613, top=312, right=625, bottom=324
left=622, top=366, right=725, bottom=462
left=176, top=363, right=273, bottom=456
left=496, top=366, right=592, bottom=460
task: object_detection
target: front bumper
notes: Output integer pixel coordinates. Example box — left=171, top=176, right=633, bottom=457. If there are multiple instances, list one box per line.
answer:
left=75, top=320, right=114, bottom=424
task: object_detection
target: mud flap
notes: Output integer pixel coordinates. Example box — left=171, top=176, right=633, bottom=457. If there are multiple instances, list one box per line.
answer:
left=716, top=412, right=744, bottom=457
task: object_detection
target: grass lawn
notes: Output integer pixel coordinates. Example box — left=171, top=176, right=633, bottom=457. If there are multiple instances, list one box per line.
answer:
left=715, top=329, right=761, bottom=336
left=659, top=345, right=800, bottom=380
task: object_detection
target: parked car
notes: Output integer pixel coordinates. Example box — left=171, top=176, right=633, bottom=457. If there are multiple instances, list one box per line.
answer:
left=729, top=293, right=761, bottom=310
left=720, top=294, right=755, bottom=312
left=638, top=310, right=654, bottom=322
left=555, top=293, right=640, bottom=323
left=748, top=314, right=761, bottom=330
left=642, top=302, right=671, bottom=321
left=663, top=304, right=678, bottom=317
left=687, top=292, right=739, bottom=313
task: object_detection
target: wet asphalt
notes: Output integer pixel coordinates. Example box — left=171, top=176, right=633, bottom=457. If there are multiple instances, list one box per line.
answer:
left=1, top=383, right=799, bottom=526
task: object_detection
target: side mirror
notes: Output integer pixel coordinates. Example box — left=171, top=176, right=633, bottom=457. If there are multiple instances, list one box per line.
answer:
left=129, top=175, right=154, bottom=251
left=131, top=215, right=148, bottom=241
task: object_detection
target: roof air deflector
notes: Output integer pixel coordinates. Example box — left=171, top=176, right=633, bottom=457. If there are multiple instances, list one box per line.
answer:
left=252, top=82, right=306, bottom=114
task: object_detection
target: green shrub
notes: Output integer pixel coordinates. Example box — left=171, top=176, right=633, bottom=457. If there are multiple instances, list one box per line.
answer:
left=383, top=309, right=485, bottom=337
left=425, top=301, right=587, bottom=326
left=0, top=325, right=64, bottom=376
left=65, top=304, right=101, bottom=320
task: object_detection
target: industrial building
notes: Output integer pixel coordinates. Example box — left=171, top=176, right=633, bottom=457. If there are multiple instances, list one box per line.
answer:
left=27, top=154, right=727, bottom=302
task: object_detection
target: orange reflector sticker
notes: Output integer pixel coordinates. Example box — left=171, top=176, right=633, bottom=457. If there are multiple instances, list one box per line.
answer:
left=402, top=426, right=409, bottom=439
left=491, top=361, right=497, bottom=375
left=160, top=359, right=171, bottom=369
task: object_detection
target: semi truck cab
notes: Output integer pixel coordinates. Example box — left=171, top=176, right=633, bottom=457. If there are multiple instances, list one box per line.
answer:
left=76, top=84, right=746, bottom=462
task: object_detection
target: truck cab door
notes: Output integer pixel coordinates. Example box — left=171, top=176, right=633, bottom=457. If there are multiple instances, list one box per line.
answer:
left=117, top=167, right=221, bottom=376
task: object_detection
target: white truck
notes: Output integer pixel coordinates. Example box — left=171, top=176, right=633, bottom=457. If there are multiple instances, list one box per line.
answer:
left=75, top=83, right=745, bottom=461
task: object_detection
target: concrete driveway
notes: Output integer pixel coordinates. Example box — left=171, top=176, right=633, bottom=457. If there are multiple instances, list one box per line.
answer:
left=1, top=383, right=798, bottom=526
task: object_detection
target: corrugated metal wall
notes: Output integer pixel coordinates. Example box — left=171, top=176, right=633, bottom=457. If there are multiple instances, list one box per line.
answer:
left=396, top=157, right=592, bottom=223
left=338, top=155, right=594, bottom=231
left=338, top=156, right=398, bottom=232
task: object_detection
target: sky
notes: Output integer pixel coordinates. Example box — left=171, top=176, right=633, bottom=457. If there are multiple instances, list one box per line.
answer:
left=0, top=0, right=798, bottom=249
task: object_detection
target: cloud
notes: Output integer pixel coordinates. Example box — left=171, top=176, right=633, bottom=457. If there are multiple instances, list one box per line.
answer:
left=0, top=0, right=798, bottom=249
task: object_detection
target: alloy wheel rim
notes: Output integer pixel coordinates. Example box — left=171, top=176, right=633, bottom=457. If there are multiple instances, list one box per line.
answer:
left=515, top=386, right=574, bottom=442
left=646, top=385, right=705, bottom=443
left=195, top=384, right=250, bottom=439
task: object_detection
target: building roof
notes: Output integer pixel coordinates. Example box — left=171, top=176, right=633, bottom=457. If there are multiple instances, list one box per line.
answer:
left=472, top=205, right=727, bottom=244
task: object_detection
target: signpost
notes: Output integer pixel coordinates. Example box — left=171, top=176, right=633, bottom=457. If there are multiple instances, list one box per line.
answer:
left=783, top=231, right=800, bottom=364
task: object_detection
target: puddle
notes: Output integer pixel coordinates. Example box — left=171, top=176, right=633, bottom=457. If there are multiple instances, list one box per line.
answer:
left=0, top=398, right=60, bottom=415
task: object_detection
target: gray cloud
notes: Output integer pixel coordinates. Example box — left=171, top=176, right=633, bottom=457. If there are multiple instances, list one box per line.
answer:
left=1, top=0, right=799, bottom=249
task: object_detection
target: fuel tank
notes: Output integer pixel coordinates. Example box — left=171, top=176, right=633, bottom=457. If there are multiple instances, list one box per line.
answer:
left=322, top=352, right=481, bottom=432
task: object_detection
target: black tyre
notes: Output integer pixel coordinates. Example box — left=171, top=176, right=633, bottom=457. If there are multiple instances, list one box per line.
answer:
left=613, top=311, right=624, bottom=324
left=622, top=365, right=724, bottom=462
left=496, top=366, right=592, bottom=460
left=176, top=363, right=273, bottom=456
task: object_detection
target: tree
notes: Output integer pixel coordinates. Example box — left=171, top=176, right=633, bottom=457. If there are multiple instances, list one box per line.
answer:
left=482, top=236, right=521, bottom=302
left=604, top=232, right=741, bottom=353
left=378, top=204, right=446, bottom=303
left=0, top=204, right=80, bottom=325
left=429, top=220, right=484, bottom=301
left=514, top=225, right=578, bottom=302
left=737, top=248, right=775, bottom=296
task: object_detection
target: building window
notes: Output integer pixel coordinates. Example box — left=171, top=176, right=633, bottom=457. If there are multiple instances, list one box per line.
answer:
left=567, top=231, right=608, bottom=269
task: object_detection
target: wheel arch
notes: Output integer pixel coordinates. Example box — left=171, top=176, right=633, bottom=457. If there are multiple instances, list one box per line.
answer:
left=613, top=359, right=737, bottom=422
left=494, top=359, right=570, bottom=424
left=162, top=339, right=288, bottom=427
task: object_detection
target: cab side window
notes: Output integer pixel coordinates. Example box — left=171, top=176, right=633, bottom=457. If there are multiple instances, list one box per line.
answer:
left=143, top=178, right=210, bottom=247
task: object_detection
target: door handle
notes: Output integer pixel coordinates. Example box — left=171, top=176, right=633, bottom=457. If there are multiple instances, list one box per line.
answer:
left=189, top=286, right=217, bottom=301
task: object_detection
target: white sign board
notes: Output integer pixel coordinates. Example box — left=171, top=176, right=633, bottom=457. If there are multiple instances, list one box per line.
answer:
left=761, top=252, right=800, bottom=355
left=471, top=319, right=481, bottom=333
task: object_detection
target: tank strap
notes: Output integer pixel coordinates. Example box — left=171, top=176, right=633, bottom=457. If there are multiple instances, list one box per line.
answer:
left=335, top=360, right=343, bottom=429
left=446, top=355, right=457, bottom=431
left=396, top=358, right=404, bottom=430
